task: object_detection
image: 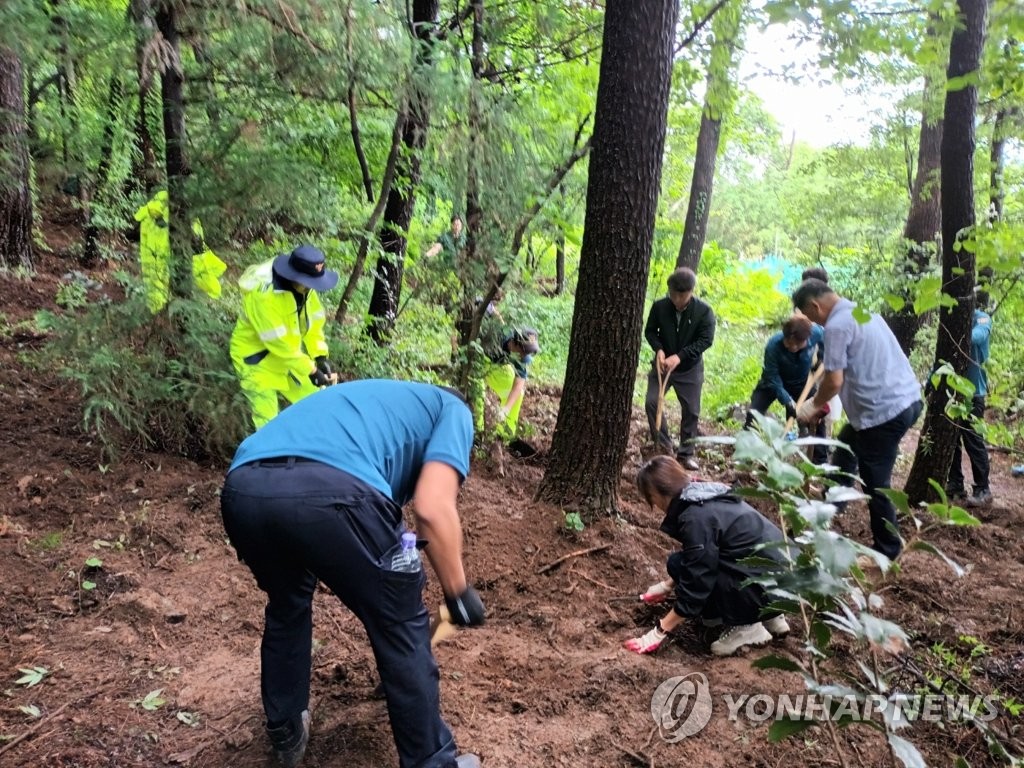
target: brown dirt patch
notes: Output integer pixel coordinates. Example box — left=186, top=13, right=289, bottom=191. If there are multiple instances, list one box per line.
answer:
left=1, top=246, right=1023, bottom=768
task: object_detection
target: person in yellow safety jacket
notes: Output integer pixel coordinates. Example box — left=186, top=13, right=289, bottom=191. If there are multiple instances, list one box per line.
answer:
left=478, top=326, right=540, bottom=441
left=191, top=219, right=227, bottom=299
left=135, top=191, right=171, bottom=313
left=230, top=245, right=339, bottom=430
left=134, top=191, right=226, bottom=311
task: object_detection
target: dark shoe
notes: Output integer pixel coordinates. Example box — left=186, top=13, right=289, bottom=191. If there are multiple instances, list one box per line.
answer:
left=268, top=710, right=310, bottom=768
left=964, top=489, right=992, bottom=508
left=945, top=485, right=967, bottom=501
left=678, top=456, right=699, bottom=472
left=456, top=755, right=482, bottom=768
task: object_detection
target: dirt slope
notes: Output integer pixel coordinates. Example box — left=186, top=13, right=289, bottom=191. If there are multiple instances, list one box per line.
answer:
left=0, top=249, right=1022, bottom=768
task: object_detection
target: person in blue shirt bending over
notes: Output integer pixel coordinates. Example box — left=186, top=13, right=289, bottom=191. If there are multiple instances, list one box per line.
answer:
left=744, top=314, right=828, bottom=464
left=220, top=380, right=484, bottom=768
left=946, top=299, right=993, bottom=508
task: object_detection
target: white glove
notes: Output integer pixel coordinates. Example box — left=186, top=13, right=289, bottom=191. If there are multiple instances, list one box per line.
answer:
left=496, top=407, right=510, bottom=422
left=797, top=400, right=824, bottom=424
left=640, top=580, right=673, bottom=605
left=623, top=624, right=668, bottom=655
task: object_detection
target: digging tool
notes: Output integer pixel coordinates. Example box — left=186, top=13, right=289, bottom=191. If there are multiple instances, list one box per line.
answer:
left=430, top=604, right=457, bottom=648
left=785, top=363, right=825, bottom=436
left=607, top=595, right=643, bottom=604
left=654, top=360, right=673, bottom=436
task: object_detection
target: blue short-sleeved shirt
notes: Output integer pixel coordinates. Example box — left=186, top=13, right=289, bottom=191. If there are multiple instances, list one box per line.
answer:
left=228, top=380, right=473, bottom=505
left=822, top=299, right=920, bottom=430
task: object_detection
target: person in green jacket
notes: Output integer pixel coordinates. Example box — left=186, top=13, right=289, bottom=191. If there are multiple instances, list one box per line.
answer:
left=230, top=245, right=339, bottom=429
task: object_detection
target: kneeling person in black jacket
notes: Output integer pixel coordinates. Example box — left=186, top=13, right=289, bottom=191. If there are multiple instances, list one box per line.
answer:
left=624, top=456, right=790, bottom=657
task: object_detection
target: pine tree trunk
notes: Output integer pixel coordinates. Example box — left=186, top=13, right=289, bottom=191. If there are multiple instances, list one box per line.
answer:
left=883, top=77, right=943, bottom=355
left=367, top=0, right=440, bottom=344
left=0, top=47, right=34, bottom=270
left=83, top=72, right=124, bottom=266
left=554, top=231, right=565, bottom=295
left=537, top=0, right=679, bottom=514
left=155, top=1, right=192, bottom=301
left=904, top=0, right=988, bottom=505
left=989, top=107, right=1009, bottom=221
left=130, top=0, right=160, bottom=195
left=676, top=0, right=741, bottom=271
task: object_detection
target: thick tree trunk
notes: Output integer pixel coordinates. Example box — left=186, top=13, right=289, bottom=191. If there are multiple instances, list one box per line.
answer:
left=905, top=0, right=988, bottom=505
left=366, top=0, right=440, bottom=344
left=537, top=0, right=679, bottom=514
left=0, top=47, right=34, bottom=269
left=676, top=0, right=741, bottom=271
left=155, top=1, right=192, bottom=300
left=883, top=77, right=943, bottom=355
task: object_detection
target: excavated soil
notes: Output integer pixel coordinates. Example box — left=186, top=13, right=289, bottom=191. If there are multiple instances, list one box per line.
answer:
left=1, top=235, right=1022, bottom=768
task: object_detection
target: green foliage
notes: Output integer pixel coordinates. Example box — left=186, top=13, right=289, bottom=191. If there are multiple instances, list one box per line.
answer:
left=711, top=413, right=1018, bottom=765
left=14, top=666, right=49, bottom=688
left=562, top=511, right=585, bottom=533
left=39, top=289, right=250, bottom=463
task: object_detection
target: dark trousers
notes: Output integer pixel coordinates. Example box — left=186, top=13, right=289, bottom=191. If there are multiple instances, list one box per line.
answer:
left=666, top=552, right=770, bottom=626
left=947, top=395, right=990, bottom=493
left=744, top=384, right=828, bottom=464
left=832, top=401, right=923, bottom=559
left=645, top=364, right=703, bottom=458
left=220, top=459, right=458, bottom=768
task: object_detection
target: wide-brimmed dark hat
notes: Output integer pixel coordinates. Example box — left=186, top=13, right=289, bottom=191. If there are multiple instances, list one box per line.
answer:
left=273, top=244, right=339, bottom=291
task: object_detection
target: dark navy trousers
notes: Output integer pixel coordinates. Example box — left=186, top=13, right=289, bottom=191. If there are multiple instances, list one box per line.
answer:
left=221, top=458, right=458, bottom=768
left=832, top=400, right=923, bottom=559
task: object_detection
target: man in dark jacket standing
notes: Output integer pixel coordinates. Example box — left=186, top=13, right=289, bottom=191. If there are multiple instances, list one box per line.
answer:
left=644, top=267, right=716, bottom=471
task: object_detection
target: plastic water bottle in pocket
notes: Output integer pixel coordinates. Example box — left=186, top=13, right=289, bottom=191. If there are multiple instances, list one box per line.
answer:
left=390, top=531, right=421, bottom=573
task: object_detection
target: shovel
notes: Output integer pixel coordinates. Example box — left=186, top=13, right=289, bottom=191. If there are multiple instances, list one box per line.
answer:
left=430, top=603, right=457, bottom=648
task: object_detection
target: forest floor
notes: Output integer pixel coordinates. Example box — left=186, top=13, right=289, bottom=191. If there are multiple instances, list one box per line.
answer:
left=1, top=222, right=1023, bottom=768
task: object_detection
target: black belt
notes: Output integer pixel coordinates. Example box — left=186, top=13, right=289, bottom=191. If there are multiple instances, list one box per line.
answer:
left=249, top=456, right=316, bottom=468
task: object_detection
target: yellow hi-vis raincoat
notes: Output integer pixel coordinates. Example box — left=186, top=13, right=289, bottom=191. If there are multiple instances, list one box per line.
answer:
left=135, top=191, right=170, bottom=313
left=230, top=260, right=330, bottom=429
left=134, top=192, right=227, bottom=311
left=191, top=219, right=227, bottom=299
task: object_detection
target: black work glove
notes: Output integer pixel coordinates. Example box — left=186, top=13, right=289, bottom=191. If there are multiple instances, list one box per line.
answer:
left=315, top=356, right=332, bottom=378
left=309, top=368, right=332, bottom=387
left=444, top=586, right=486, bottom=627
left=784, top=401, right=797, bottom=421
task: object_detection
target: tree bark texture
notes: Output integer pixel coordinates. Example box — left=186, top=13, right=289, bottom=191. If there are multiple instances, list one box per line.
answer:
left=130, top=0, right=160, bottom=195
left=676, top=0, right=741, bottom=271
left=538, top=0, right=679, bottom=514
left=883, top=78, right=943, bottom=355
left=905, top=0, right=988, bottom=505
left=155, top=1, right=193, bottom=301
left=989, top=107, right=1009, bottom=221
left=0, top=47, right=34, bottom=270
left=83, top=72, right=125, bottom=266
left=367, top=0, right=440, bottom=344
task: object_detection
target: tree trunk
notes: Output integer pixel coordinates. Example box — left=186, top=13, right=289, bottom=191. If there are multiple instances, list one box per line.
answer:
left=904, top=0, right=988, bottom=505
left=883, top=75, right=943, bottom=355
left=155, top=1, right=192, bottom=300
left=676, top=0, right=741, bottom=271
left=366, top=0, right=440, bottom=344
left=989, top=107, right=1009, bottom=221
left=554, top=231, right=565, bottom=295
left=0, top=47, right=34, bottom=269
left=537, top=0, right=679, bottom=514
left=83, top=72, right=125, bottom=266
left=130, top=0, right=160, bottom=195
left=454, top=0, right=488, bottom=392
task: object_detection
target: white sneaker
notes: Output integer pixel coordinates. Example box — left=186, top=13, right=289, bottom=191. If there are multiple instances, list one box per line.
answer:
left=710, top=623, right=772, bottom=656
left=763, top=615, right=790, bottom=637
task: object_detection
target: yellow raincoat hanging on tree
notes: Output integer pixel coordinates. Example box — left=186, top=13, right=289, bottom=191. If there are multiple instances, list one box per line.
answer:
left=134, top=191, right=227, bottom=312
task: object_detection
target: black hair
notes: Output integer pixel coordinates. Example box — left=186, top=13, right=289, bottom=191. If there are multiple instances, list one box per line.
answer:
left=667, top=267, right=696, bottom=293
left=792, top=278, right=834, bottom=311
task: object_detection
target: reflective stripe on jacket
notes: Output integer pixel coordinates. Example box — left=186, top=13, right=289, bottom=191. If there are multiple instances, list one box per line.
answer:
left=229, top=273, right=329, bottom=382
